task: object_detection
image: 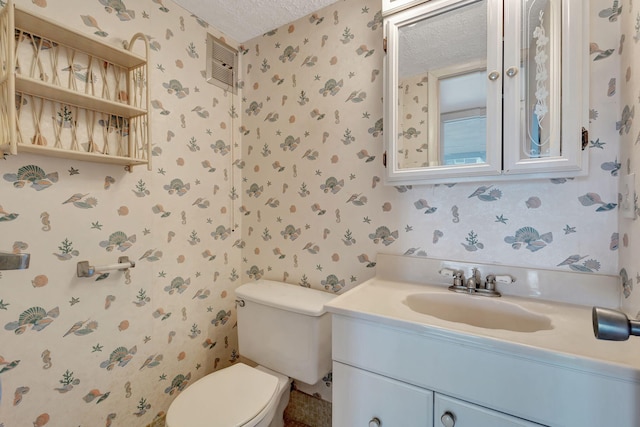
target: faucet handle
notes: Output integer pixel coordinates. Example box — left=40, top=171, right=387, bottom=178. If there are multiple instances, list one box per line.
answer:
left=485, top=274, right=496, bottom=290
left=453, top=271, right=465, bottom=287
left=440, top=268, right=465, bottom=287
left=485, top=274, right=514, bottom=291
left=439, top=268, right=458, bottom=278
left=438, top=268, right=456, bottom=277
left=495, top=274, right=515, bottom=284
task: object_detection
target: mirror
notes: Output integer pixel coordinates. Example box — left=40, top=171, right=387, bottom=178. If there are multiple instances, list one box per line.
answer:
left=384, top=0, right=586, bottom=184
left=395, top=0, right=488, bottom=170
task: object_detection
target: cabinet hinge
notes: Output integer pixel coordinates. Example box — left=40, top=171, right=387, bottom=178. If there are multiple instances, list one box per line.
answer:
left=383, top=37, right=387, bottom=53
left=581, top=127, right=588, bottom=151
left=383, top=151, right=387, bottom=167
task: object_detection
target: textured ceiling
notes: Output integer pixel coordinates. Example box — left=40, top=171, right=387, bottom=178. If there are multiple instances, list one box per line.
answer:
left=172, top=0, right=341, bottom=43
left=399, top=0, right=486, bottom=79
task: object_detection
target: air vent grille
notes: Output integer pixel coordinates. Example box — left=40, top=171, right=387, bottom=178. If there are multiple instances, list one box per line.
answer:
left=206, top=34, right=238, bottom=94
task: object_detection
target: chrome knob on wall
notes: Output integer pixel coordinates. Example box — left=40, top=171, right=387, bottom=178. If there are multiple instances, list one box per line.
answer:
left=592, top=307, right=640, bottom=341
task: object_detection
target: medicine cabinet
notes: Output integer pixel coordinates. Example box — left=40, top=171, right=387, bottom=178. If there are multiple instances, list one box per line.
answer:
left=383, top=0, right=588, bottom=185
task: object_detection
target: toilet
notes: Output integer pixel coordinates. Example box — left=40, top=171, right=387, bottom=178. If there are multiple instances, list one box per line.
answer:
left=166, top=279, right=335, bottom=427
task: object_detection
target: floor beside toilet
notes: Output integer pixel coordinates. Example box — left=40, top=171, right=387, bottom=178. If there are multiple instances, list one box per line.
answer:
left=284, top=389, right=331, bottom=427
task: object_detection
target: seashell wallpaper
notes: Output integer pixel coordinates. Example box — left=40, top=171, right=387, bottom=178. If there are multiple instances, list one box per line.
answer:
left=1, top=0, right=242, bottom=425
left=0, top=0, right=632, bottom=424
left=240, top=0, right=620, bottom=296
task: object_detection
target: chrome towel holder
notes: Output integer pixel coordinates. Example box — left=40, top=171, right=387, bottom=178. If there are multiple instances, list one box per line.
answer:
left=77, top=256, right=135, bottom=278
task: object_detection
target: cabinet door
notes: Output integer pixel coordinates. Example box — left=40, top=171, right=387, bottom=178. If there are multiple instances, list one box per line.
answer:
left=502, top=0, right=588, bottom=175
left=332, top=362, right=433, bottom=427
left=384, top=0, right=503, bottom=184
left=434, top=394, right=544, bottom=427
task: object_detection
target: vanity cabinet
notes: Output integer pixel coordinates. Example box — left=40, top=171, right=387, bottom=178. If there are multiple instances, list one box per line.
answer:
left=0, top=0, right=151, bottom=170
left=333, top=362, right=542, bottom=427
left=332, top=361, right=434, bottom=426
left=433, top=394, right=542, bottom=427
left=331, top=315, right=546, bottom=427
left=327, top=254, right=640, bottom=426
left=330, top=312, right=640, bottom=427
left=383, top=0, right=588, bottom=184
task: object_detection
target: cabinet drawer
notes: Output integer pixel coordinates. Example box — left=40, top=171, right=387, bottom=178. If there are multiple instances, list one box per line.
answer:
left=435, top=394, right=544, bottom=427
left=333, top=362, right=433, bottom=427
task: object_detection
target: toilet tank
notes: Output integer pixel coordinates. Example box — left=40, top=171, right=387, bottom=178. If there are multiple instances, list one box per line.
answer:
left=235, top=280, right=336, bottom=385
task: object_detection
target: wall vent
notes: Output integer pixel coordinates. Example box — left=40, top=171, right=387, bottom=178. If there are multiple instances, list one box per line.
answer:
left=206, top=34, right=238, bottom=94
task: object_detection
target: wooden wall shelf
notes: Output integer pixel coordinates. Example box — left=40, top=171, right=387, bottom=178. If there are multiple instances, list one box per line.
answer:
left=0, top=0, right=151, bottom=171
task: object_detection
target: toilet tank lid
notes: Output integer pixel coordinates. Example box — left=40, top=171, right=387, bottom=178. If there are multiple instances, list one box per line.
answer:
left=236, top=280, right=336, bottom=316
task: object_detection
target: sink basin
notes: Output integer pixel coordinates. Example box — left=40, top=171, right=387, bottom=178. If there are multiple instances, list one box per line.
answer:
left=404, top=292, right=553, bottom=332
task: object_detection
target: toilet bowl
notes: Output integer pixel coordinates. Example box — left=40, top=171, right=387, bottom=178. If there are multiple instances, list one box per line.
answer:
left=166, top=280, right=335, bottom=427
left=166, top=363, right=290, bottom=427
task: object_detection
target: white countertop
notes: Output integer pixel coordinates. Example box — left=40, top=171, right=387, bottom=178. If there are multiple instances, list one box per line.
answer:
left=326, top=254, right=640, bottom=383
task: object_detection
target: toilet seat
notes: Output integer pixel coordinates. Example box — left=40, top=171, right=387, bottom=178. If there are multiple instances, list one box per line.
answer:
left=166, top=363, right=280, bottom=427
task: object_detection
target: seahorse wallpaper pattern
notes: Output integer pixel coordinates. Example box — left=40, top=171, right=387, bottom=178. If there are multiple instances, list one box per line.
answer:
left=0, top=0, right=242, bottom=425
left=398, top=72, right=431, bottom=168
left=240, top=0, right=620, bottom=300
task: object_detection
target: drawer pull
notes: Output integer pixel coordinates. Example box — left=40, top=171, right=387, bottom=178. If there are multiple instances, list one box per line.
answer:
left=440, top=411, right=455, bottom=427
left=369, top=417, right=381, bottom=427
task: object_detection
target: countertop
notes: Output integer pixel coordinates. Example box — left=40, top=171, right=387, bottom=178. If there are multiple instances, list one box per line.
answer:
left=325, top=254, right=640, bottom=383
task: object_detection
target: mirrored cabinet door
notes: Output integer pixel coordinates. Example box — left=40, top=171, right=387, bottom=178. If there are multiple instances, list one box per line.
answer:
left=384, top=0, right=503, bottom=184
left=383, top=0, right=588, bottom=185
left=502, top=0, right=588, bottom=175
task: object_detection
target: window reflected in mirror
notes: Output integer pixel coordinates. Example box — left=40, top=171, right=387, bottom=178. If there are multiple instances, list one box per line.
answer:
left=439, top=70, right=486, bottom=166
left=395, top=0, right=488, bottom=170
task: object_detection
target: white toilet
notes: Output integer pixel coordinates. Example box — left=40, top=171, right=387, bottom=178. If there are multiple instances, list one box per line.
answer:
left=166, top=279, right=335, bottom=427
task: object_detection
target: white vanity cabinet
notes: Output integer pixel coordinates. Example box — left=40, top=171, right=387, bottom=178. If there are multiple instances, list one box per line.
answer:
left=331, top=315, right=545, bottom=427
left=333, top=361, right=542, bottom=427
left=329, top=311, right=640, bottom=427
left=332, top=361, right=434, bottom=427
left=327, top=254, right=640, bottom=427
left=383, top=0, right=588, bottom=184
left=433, top=394, right=542, bottom=427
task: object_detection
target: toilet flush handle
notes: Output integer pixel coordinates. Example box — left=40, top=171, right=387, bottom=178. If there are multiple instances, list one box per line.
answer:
left=369, top=417, right=381, bottom=427
left=236, top=299, right=245, bottom=307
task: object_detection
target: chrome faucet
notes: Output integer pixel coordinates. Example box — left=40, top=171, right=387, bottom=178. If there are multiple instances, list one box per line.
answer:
left=466, top=268, right=481, bottom=291
left=440, top=267, right=514, bottom=297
